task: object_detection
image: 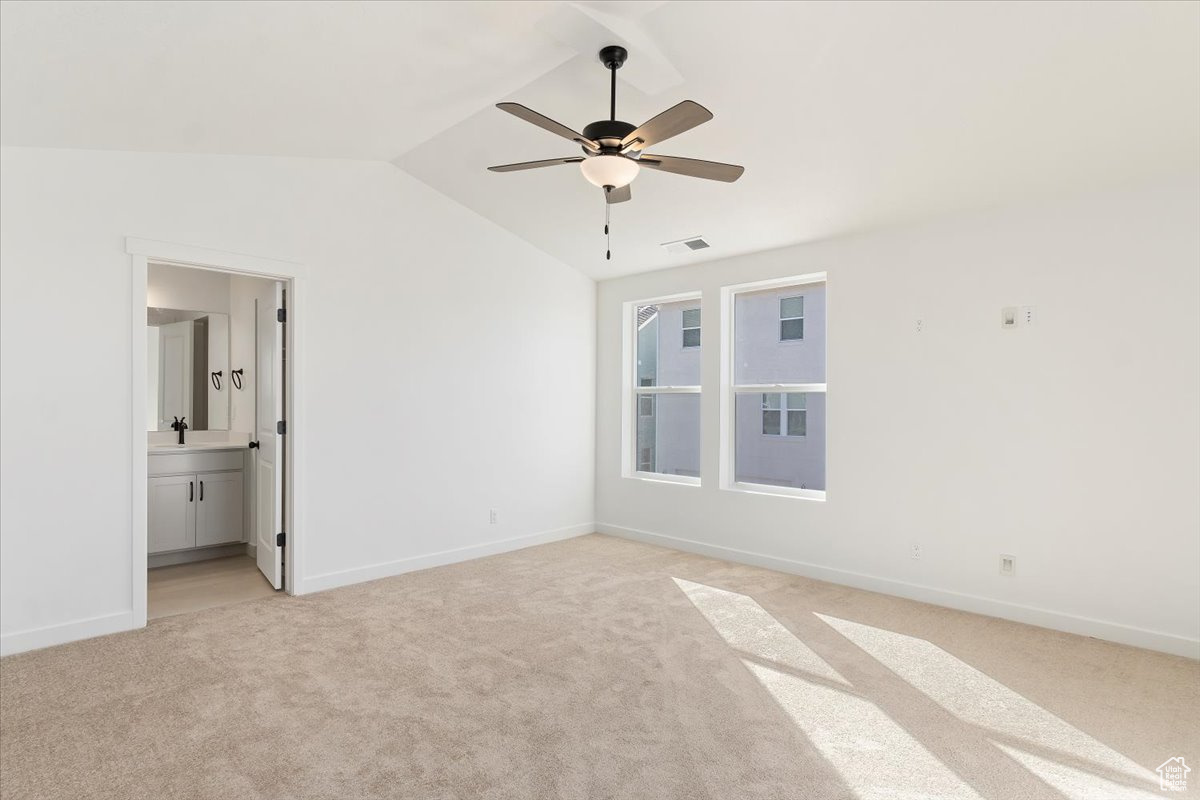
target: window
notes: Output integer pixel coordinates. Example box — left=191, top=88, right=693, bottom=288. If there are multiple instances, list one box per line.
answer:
left=761, top=393, right=806, bottom=436
left=780, top=296, right=804, bottom=341
left=724, top=276, right=826, bottom=497
left=628, top=297, right=702, bottom=483
left=681, top=308, right=701, bottom=348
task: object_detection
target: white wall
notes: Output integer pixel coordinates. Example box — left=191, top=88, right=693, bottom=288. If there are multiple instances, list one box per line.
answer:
left=595, top=174, right=1200, bottom=658
left=0, top=146, right=596, bottom=654
left=147, top=262, right=230, bottom=312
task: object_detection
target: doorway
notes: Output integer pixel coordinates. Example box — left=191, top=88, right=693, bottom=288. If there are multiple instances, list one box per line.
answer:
left=128, top=238, right=305, bottom=627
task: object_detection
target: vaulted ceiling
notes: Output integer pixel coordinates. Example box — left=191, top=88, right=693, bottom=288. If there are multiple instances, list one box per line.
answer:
left=3, top=1, right=1197, bottom=279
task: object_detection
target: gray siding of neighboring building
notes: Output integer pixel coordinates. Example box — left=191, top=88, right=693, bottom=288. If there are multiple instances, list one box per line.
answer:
left=653, top=393, right=701, bottom=477
left=734, top=391, right=826, bottom=489
left=636, top=300, right=701, bottom=477
left=635, top=314, right=659, bottom=471
left=734, top=285, right=826, bottom=385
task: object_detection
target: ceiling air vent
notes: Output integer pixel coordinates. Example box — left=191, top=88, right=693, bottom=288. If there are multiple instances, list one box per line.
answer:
left=661, top=236, right=711, bottom=255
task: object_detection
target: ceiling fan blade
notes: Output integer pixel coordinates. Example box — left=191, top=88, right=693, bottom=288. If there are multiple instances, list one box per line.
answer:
left=605, top=184, right=632, bottom=204
left=620, top=101, right=713, bottom=152
left=487, top=157, right=584, bottom=173
left=496, top=103, right=599, bottom=151
left=638, top=154, right=744, bottom=183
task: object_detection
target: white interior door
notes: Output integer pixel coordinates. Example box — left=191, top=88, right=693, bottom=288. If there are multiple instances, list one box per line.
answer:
left=255, top=283, right=284, bottom=589
left=157, top=320, right=192, bottom=430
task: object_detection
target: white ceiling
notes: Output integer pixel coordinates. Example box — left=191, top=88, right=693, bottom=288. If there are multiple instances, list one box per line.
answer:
left=3, top=1, right=1198, bottom=279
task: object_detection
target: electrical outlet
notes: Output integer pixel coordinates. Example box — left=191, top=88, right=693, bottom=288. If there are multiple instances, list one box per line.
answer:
left=999, top=554, right=1016, bottom=576
left=910, top=543, right=921, bottom=560
left=489, top=509, right=498, bottom=524
left=915, top=318, right=924, bottom=333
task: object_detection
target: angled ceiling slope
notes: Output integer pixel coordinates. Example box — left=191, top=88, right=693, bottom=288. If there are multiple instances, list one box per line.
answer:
left=398, top=1, right=1200, bottom=278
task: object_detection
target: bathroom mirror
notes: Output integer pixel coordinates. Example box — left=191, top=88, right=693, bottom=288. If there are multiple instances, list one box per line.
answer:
left=147, top=308, right=230, bottom=432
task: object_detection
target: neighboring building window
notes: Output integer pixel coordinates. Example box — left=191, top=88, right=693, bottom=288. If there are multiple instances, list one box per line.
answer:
left=780, top=296, right=804, bottom=341
left=761, top=393, right=806, bottom=436
left=727, top=278, right=826, bottom=496
left=630, top=298, right=702, bottom=483
left=681, top=308, right=701, bottom=348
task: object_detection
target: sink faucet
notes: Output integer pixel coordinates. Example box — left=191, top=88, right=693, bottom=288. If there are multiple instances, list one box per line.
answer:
left=171, top=416, right=188, bottom=445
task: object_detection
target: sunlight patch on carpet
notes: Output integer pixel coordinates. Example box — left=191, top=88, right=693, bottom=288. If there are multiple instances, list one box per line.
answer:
left=675, top=578, right=982, bottom=800
left=816, top=613, right=1160, bottom=798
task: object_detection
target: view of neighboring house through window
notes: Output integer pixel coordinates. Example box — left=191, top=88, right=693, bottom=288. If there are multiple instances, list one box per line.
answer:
left=729, top=277, right=826, bottom=495
left=633, top=297, right=701, bottom=482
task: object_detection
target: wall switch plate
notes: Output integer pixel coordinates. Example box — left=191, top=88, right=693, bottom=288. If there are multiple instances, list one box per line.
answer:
left=1000, top=554, right=1016, bottom=576
left=1001, top=307, right=1018, bottom=328
left=1020, top=306, right=1036, bottom=326
left=489, top=509, right=498, bottom=524
left=910, top=543, right=921, bottom=560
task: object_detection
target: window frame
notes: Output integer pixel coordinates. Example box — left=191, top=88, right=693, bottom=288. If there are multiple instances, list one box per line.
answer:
left=779, top=295, right=805, bottom=341
left=623, top=292, right=703, bottom=486
left=720, top=273, right=827, bottom=501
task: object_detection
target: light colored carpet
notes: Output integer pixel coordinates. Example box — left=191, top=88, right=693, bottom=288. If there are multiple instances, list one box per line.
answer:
left=1, top=534, right=1196, bottom=799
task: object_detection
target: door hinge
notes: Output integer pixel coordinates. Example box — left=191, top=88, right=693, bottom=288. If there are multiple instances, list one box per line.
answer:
left=277, top=307, right=286, bottom=323
left=277, top=420, right=286, bottom=435
left=276, top=532, right=286, bottom=547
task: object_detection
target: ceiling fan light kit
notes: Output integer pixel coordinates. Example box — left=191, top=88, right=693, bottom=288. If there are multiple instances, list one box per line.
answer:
left=488, top=44, right=743, bottom=260
left=579, top=154, right=639, bottom=188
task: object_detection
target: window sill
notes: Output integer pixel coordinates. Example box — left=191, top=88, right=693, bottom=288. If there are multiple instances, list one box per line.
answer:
left=724, top=481, right=826, bottom=501
left=629, top=472, right=701, bottom=487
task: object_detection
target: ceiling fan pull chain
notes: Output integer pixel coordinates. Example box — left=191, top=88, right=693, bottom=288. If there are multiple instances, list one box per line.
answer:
left=605, top=191, right=612, bottom=260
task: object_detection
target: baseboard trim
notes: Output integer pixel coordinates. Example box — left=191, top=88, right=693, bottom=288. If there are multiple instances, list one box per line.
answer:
left=301, top=523, right=595, bottom=595
left=0, top=610, right=135, bottom=658
left=596, top=522, right=1200, bottom=659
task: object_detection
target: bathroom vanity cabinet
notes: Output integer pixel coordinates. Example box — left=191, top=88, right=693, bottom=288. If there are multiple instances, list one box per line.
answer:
left=148, top=448, right=245, bottom=554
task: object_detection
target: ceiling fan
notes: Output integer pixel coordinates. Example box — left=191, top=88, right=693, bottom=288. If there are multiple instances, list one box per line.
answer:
left=488, top=45, right=744, bottom=259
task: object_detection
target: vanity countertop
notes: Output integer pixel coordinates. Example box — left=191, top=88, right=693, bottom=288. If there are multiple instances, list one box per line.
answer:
left=148, top=443, right=248, bottom=454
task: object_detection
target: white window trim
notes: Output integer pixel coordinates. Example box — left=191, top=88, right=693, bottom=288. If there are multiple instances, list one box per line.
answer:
left=779, top=295, right=805, bottom=342
left=720, top=273, right=827, bottom=501
left=622, top=292, right=703, bottom=487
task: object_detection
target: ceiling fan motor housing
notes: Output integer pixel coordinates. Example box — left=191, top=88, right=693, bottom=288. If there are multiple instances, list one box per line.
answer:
left=581, top=119, right=638, bottom=152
